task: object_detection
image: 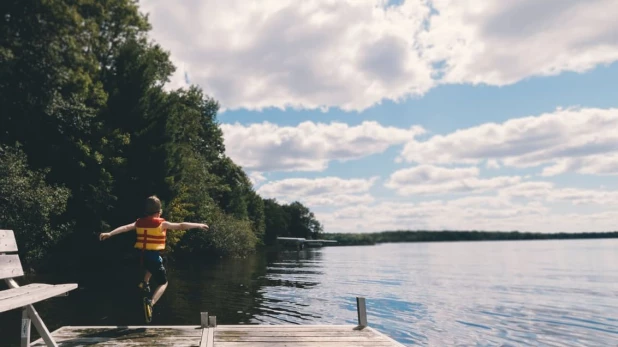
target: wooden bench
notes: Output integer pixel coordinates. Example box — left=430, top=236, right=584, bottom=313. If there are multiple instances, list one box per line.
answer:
left=1, top=230, right=78, bottom=346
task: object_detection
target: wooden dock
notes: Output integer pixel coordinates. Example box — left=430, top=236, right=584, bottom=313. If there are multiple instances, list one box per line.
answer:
left=276, top=237, right=338, bottom=249
left=28, top=298, right=404, bottom=346
left=30, top=324, right=404, bottom=346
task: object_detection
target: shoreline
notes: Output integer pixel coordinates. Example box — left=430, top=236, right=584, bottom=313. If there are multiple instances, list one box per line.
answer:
left=321, top=230, right=618, bottom=246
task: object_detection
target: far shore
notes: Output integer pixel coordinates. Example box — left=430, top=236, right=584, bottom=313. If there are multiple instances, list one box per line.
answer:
left=320, top=230, right=618, bottom=246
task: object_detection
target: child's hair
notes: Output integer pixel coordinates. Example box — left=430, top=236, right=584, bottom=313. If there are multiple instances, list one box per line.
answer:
left=145, top=195, right=162, bottom=216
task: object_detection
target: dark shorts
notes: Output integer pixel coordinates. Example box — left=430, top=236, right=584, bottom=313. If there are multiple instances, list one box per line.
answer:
left=141, top=250, right=167, bottom=285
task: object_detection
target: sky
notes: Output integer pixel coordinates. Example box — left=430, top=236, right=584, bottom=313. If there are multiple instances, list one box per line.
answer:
left=139, top=0, right=618, bottom=234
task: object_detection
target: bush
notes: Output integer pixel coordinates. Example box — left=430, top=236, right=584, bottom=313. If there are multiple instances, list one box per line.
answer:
left=174, top=207, right=257, bottom=258
left=0, top=145, right=72, bottom=269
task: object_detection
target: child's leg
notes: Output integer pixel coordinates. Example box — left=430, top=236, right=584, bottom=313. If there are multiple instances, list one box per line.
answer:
left=151, top=282, right=168, bottom=306
left=149, top=254, right=168, bottom=306
left=144, top=270, right=152, bottom=283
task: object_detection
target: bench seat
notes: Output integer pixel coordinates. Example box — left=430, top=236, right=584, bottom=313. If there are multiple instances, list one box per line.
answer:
left=0, top=283, right=77, bottom=313
left=1, top=229, right=79, bottom=346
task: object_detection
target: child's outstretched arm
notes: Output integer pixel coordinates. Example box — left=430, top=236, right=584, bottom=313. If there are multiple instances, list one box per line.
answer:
left=162, top=221, right=209, bottom=231
left=100, top=222, right=136, bottom=241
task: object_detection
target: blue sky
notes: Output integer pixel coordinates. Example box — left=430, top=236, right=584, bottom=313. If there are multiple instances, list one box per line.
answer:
left=141, top=0, right=618, bottom=233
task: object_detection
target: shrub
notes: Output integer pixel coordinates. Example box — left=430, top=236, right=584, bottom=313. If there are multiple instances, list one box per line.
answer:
left=174, top=207, right=257, bottom=258
left=0, top=145, right=72, bottom=269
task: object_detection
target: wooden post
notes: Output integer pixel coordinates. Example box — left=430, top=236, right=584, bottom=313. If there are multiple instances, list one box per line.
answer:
left=208, top=316, right=217, bottom=327
left=356, top=297, right=367, bottom=329
left=200, top=312, right=208, bottom=328
left=26, top=305, right=57, bottom=347
left=21, top=308, right=30, bottom=347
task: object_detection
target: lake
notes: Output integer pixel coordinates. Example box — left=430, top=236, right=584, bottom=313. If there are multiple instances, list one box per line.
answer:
left=1, top=239, right=618, bottom=346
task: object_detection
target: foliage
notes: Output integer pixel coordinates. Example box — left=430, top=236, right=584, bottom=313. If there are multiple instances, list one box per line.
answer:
left=175, top=207, right=257, bottom=258
left=0, top=0, right=323, bottom=271
left=262, top=199, right=323, bottom=245
left=0, top=145, right=72, bottom=268
left=323, top=230, right=618, bottom=246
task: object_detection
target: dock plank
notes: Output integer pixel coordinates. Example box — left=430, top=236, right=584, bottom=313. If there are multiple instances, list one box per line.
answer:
left=217, top=331, right=376, bottom=336
left=214, top=343, right=398, bottom=347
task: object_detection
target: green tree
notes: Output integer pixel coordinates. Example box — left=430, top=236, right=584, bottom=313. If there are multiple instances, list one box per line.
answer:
left=0, top=145, right=71, bottom=269
left=284, top=201, right=323, bottom=239
left=263, top=199, right=289, bottom=244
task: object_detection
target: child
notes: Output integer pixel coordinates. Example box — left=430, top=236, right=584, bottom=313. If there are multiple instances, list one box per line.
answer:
left=99, top=195, right=209, bottom=322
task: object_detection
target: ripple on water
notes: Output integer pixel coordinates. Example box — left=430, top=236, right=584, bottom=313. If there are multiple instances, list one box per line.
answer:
left=252, top=241, right=618, bottom=347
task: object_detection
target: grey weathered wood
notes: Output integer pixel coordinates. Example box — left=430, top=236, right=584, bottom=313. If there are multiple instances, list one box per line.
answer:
left=5, top=278, right=61, bottom=347
left=201, top=311, right=208, bottom=328
left=32, top=327, right=204, bottom=346
left=4, top=270, right=75, bottom=347
left=0, top=233, right=78, bottom=346
left=199, top=328, right=209, bottom=347
left=215, top=336, right=389, bottom=342
left=0, top=254, right=25, bottom=279
left=33, top=338, right=200, bottom=346
left=217, top=330, right=375, bottom=337
left=51, top=327, right=202, bottom=338
left=21, top=307, right=31, bottom=347
left=0, top=230, right=18, bottom=252
left=209, top=315, right=217, bottom=327
left=214, top=343, right=396, bottom=347
left=51, top=325, right=202, bottom=331
left=207, top=327, right=215, bottom=347
left=30, top=324, right=406, bottom=346
left=0, top=283, right=48, bottom=301
left=27, top=304, right=58, bottom=347
left=0, top=282, right=77, bottom=313
left=356, top=297, right=367, bottom=329
left=217, top=324, right=355, bottom=332
left=369, top=326, right=408, bottom=346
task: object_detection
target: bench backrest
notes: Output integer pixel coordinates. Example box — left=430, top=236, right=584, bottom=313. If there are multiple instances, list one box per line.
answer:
left=0, top=230, right=24, bottom=280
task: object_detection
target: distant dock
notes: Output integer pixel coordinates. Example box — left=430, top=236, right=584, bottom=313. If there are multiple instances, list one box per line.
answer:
left=276, top=237, right=338, bottom=249
left=30, top=298, right=404, bottom=346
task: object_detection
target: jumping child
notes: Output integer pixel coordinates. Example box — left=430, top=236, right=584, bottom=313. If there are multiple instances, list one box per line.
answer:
left=99, top=195, right=209, bottom=322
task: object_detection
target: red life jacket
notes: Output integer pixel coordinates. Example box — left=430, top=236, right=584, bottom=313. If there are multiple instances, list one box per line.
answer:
left=134, top=217, right=166, bottom=251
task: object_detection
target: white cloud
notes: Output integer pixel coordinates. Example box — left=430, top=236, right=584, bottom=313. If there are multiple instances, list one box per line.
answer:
left=247, top=170, right=618, bottom=233
left=423, top=0, right=618, bottom=86
left=248, top=172, right=267, bottom=186
left=385, top=165, right=521, bottom=195
left=139, top=0, right=618, bottom=111
left=221, top=121, right=424, bottom=172
left=547, top=188, right=618, bottom=206
left=399, top=107, right=618, bottom=176
left=486, top=159, right=501, bottom=169
left=303, top=194, right=375, bottom=207
left=499, top=181, right=618, bottom=206
left=139, top=0, right=434, bottom=111
left=541, top=154, right=618, bottom=176
left=319, top=195, right=618, bottom=234
left=498, top=182, right=554, bottom=200
left=310, top=173, right=618, bottom=233
left=318, top=196, right=548, bottom=233
left=257, top=176, right=377, bottom=207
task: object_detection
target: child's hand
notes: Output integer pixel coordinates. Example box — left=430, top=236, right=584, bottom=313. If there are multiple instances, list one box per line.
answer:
left=199, top=224, right=209, bottom=230
left=99, top=232, right=111, bottom=241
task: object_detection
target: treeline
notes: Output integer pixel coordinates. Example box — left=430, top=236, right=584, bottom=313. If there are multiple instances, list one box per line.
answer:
left=0, top=0, right=321, bottom=272
left=323, top=230, right=618, bottom=246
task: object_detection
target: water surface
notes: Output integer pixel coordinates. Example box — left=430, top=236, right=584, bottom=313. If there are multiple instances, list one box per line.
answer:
left=1, top=239, right=617, bottom=346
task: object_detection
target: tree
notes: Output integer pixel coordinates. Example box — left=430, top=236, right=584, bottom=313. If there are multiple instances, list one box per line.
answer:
left=0, top=145, right=71, bottom=269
